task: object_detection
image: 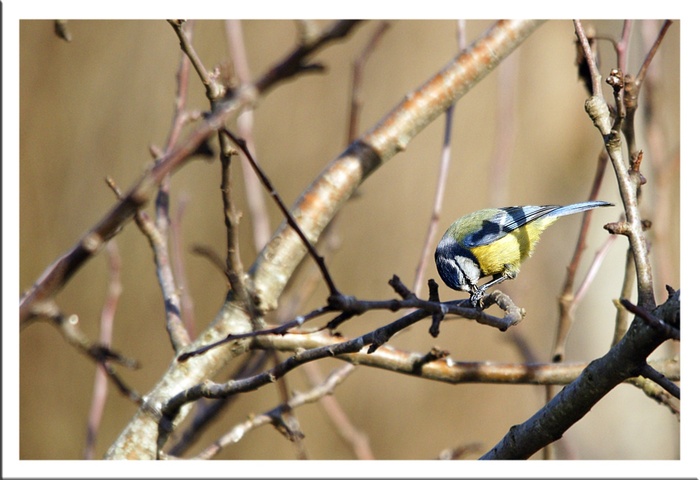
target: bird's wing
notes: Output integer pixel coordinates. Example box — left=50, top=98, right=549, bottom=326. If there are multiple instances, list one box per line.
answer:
left=462, top=205, right=558, bottom=248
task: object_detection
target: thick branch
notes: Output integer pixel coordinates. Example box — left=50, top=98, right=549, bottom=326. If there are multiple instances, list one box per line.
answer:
left=481, top=289, right=679, bottom=459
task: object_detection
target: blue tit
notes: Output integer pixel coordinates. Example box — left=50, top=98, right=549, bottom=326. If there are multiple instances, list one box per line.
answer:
left=434, top=200, right=613, bottom=306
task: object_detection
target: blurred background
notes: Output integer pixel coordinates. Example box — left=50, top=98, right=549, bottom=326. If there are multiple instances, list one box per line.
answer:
left=19, top=20, right=679, bottom=460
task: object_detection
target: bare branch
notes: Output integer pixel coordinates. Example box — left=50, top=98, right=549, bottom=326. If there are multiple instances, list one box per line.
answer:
left=84, top=240, right=122, bottom=459
left=222, top=128, right=342, bottom=297
left=192, top=363, right=355, bottom=459
left=481, top=288, right=680, bottom=459
left=224, top=20, right=272, bottom=252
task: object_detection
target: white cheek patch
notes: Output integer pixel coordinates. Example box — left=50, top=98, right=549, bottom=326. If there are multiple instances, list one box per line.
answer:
left=453, top=255, right=480, bottom=292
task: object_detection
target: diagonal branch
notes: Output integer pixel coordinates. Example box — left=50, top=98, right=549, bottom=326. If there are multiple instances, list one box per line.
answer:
left=480, top=284, right=680, bottom=459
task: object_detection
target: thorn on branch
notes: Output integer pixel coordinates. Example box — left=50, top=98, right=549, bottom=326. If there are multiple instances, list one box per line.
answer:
left=619, top=298, right=679, bottom=340
left=628, top=150, right=647, bottom=190
left=658, top=288, right=680, bottom=329
left=639, top=363, right=680, bottom=400
left=105, top=176, right=123, bottom=198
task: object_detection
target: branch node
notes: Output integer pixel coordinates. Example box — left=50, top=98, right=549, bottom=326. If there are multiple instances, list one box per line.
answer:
left=603, top=221, right=630, bottom=236
left=606, top=68, right=624, bottom=91
left=388, top=275, right=415, bottom=300
left=584, top=95, right=612, bottom=135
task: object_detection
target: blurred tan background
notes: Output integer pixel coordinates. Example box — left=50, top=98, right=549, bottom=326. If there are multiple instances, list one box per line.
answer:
left=19, top=20, right=679, bottom=460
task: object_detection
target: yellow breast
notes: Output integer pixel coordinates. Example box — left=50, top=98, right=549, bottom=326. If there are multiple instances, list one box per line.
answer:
left=469, top=219, right=555, bottom=277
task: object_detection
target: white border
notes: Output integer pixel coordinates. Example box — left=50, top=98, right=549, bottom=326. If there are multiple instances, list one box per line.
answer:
left=5, top=1, right=694, bottom=478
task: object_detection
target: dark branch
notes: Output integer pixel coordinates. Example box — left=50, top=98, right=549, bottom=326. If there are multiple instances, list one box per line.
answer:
left=221, top=128, right=342, bottom=296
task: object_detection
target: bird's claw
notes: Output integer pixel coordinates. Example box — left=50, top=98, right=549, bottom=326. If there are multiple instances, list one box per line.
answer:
left=469, top=289, right=486, bottom=309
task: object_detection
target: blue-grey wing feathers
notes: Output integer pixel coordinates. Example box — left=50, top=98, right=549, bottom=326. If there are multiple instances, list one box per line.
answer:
left=461, top=201, right=612, bottom=248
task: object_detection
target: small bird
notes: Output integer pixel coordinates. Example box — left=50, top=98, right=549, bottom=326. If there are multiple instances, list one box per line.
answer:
left=434, top=200, right=613, bottom=306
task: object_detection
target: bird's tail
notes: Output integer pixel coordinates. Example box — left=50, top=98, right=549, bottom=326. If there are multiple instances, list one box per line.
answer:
left=549, top=200, right=614, bottom=219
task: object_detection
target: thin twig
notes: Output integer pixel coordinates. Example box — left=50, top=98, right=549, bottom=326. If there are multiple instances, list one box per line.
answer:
left=414, top=20, right=467, bottom=296
left=110, top=168, right=194, bottom=352
left=552, top=147, right=613, bottom=361
left=225, top=20, right=272, bottom=252
left=43, top=307, right=143, bottom=404
left=249, top=331, right=679, bottom=387
left=615, top=20, right=633, bottom=74
left=193, top=363, right=356, bottom=459
left=640, top=20, right=680, bottom=301
left=488, top=34, right=519, bottom=207
left=254, top=21, right=363, bottom=94
left=222, top=128, right=342, bottom=297
left=84, top=240, right=122, bottom=459
left=348, top=21, right=390, bottom=141
left=171, top=195, right=196, bottom=337
left=217, top=133, right=250, bottom=300
left=573, top=20, right=602, bottom=98
left=189, top=328, right=680, bottom=389
left=636, top=20, right=672, bottom=86
left=269, top=350, right=309, bottom=459
left=168, top=20, right=225, bottom=102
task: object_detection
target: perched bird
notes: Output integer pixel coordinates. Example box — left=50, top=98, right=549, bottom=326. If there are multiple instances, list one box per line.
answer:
left=434, top=200, right=613, bottom=306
